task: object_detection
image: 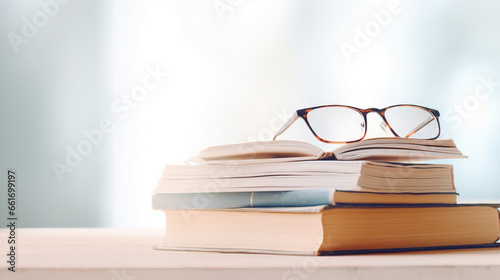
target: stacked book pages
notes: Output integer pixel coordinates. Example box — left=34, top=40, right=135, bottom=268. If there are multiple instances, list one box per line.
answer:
left=152, top=138, right=500, bottom=255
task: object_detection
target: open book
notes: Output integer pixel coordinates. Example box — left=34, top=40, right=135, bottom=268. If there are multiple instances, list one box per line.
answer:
left=192, top=138, right=467, bottom=164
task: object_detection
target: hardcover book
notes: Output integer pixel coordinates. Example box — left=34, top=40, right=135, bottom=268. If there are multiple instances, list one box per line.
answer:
left=155, top=205, right=500, bottom=255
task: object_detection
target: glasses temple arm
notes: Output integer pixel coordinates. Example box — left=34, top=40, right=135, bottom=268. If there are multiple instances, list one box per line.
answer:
left=405, top=116, right=434, bottom=138
left=272, top=112, right=299, bottom=140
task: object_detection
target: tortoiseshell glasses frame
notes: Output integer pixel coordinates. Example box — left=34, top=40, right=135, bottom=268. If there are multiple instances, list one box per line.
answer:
left=272, top=104, right=441, bottom=144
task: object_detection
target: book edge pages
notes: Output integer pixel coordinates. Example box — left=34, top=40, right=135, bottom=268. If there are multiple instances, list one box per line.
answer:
left=196, top=140, right=324, bottom=162
left=153, top=242, right=500, bottom=256
left=159, top=204, right=500, bottom=212
left=186, top=155, right=320, bottom=165
left=333, top=138, right=457, bottom=152
left=451, top=165, right=456, bottom=191
left=204, top=205, right=329, bottom=213
left=152, top=245, right=319, bottom=256
left=332, top=138, right=465, bottom=159
left=335, top=149, right=467, bottom=161
left=329, top=188, right=335, bottom=206
left=162, top=160, right=365, bottom=177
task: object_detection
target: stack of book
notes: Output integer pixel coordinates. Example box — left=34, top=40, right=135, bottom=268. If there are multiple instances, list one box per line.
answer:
left=152, top=138, right=500, bottom=255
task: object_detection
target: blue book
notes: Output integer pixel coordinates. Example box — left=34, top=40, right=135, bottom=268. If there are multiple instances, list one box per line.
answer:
left=152, top=189, right=333, bottom=210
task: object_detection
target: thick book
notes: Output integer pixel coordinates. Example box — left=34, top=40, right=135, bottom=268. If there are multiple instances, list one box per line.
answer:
left=156, top=205, right=500, bottom=255
left=151, top=190, right=458, bottom=210
left=192, top=138, right=467, bottom=164
left=154, top=161, right=455, bottom=193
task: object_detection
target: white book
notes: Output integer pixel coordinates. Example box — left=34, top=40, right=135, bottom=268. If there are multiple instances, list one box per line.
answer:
left=154, top=161, right=455, bottom=194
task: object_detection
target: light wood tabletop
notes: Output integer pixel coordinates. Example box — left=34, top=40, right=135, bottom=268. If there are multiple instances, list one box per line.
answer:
left=1, top=228, right=500, bottom=280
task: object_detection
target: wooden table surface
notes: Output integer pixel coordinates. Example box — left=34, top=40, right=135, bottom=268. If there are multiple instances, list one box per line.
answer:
left=1, top=228, right=500, bottom=280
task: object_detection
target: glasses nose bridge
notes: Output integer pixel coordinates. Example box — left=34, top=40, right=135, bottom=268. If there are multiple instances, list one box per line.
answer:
left=359, top=108, right=390, bottom=130
left=361, top=108, right=385, bottom=118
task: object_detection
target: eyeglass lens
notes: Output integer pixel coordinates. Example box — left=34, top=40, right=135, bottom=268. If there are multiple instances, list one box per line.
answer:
left=307, top=107, right=366, bottom=142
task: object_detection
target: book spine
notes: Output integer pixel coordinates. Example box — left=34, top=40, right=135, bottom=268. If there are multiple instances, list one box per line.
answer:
left=152, top=189, right=333, bottom=210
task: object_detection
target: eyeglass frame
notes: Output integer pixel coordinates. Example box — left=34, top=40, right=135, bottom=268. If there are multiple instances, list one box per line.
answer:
left=272, top=104, right=441, bottom=144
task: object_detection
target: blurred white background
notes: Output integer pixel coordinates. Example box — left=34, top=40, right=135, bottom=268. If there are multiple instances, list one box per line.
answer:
left=1, top=0, right=500, bottom=228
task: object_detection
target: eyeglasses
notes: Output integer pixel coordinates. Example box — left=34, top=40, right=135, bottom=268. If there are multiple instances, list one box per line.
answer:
left=273, top=104, right=441, bottom=143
